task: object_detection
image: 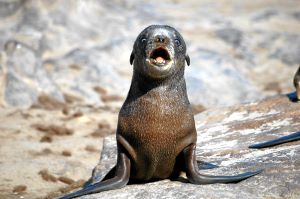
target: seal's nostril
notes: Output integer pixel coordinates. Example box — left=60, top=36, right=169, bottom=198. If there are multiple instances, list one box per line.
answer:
left=155, top=35, right=165, bottom=43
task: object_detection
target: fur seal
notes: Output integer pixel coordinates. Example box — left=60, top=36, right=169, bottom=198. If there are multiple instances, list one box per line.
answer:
left=58, top=25, right=261, bottom=199
left=294, top=66, right=300, bottom=100
left=249, top=66, right=300, bottom=149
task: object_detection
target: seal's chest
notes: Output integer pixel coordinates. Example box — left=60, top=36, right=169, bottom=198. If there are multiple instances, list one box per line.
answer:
left=119, top=93, right=192, bottom=141
left=129, top=99, right=183, bottom=135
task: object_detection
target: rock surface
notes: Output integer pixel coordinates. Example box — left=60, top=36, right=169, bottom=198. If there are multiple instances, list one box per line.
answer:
left=0, top=0, right=300, bottom=108
left=84, top=94, right=300, bottom=199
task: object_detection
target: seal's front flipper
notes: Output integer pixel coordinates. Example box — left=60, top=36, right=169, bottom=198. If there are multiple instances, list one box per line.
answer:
left=83, top=166, right=117, bottom=188
left=249, top=131, right=300, bottom=149
left=183, top=144, right=262, bottom=184
left=56, top=153, right=130, bottom=199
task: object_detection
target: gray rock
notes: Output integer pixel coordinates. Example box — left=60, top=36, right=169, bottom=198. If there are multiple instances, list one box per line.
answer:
left=252, top=10, right=278, bottom=21
left=2, top=40, right=64, bottom=107
left=84, top=95, right=300, bottom=199
left=4, top=71, right=37, bottom=107
left=186, top=48, right=261, bottom=107
left=215, top=27, right=243, bottom=47
left=89, top=136, right=117, bottom=184
left=47, top=47, right=130, bottom=105
left=270, top=35, right=300, bottom=65
left=292, top=11, right=300, bottom=21
left=18, top=3, right=48, bottom=32
left=0, top=0, right=25, bottom=18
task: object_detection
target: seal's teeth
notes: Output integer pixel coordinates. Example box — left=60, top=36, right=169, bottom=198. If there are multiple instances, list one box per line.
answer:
left=149, top=56, right=169, bottom=66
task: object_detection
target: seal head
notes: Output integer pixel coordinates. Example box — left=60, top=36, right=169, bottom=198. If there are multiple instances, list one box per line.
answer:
left=130, top=25, right=190, bottom=79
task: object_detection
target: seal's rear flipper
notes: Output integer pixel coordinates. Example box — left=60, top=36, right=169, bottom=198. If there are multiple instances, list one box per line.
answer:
left=183, top=144, right=262, bottom=184
left=249, top=131, right=300, bottom=149
left=188, top=170, right=262, bottom=184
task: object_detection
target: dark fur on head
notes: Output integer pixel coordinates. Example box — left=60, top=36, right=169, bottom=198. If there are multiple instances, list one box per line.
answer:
left=130, top=25, right=190, bottom=80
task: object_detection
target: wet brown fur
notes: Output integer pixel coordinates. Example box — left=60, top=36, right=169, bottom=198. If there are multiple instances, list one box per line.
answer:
left=116, top=25, right=195, bottom=181
left=118, top=71, right=196, bottom=181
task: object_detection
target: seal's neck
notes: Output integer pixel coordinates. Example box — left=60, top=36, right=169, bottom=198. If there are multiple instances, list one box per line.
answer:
left=126, top=67, right=189, bottom=103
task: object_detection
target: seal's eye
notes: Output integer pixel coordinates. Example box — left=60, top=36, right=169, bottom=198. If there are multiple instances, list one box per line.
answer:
left=141, top=38, right=147, bottom=43
left=175, top=39, right=181, bottom=46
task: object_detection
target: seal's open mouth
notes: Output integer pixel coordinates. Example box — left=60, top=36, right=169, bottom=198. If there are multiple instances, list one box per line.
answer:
left=149, top=47, right=171, bottom=66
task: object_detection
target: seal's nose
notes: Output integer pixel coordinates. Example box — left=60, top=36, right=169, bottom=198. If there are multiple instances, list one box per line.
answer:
left=155, top=35, right=165, bottom=43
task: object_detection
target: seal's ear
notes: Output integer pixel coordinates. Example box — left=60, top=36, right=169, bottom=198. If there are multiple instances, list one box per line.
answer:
left=130, top=51, right=134, bottom=65
left=185, top=54, right=190, bottom=66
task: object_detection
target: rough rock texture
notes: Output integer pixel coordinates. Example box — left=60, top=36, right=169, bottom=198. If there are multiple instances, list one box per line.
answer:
left=84, top=94, right=300, bottom=199
left=0, top=0, right=300, bottom=108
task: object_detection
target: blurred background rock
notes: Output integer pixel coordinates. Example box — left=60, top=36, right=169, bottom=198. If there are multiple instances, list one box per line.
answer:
left=1, top=0, right=299, bottom=109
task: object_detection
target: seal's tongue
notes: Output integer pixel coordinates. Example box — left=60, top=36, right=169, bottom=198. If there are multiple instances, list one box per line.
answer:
left=155, top=56, right=165, bottom=64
